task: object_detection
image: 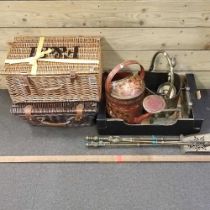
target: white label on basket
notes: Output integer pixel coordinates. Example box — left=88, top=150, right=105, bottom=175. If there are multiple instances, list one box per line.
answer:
left=89, top=76, right=97, bottom=85
left=89, top=66, right=95, bottom=72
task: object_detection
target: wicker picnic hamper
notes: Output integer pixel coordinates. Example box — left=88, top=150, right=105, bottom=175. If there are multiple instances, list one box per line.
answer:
left=10, top=101, right=97, bottom=127
left=2, top=36, right=102, bottom=104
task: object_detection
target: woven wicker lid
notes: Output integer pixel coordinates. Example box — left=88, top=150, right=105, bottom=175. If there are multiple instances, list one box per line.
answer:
left=2, top=36, right=101, bottom=75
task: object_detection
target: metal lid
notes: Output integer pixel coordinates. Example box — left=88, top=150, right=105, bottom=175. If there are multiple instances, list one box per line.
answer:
left=143, top=95, right=166, bottom=114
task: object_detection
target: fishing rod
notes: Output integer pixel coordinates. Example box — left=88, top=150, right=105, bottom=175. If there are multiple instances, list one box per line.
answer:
left=85, top=134, right=210, bottom=153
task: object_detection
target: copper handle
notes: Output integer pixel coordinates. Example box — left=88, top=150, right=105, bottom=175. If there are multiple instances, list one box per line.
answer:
left=105, top=60, right=145, bottom=94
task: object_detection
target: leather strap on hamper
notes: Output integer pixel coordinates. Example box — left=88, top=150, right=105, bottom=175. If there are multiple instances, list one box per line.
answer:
left=75, top=104, right=85, bottom=121
left=23, top=105, right=33, bottom=120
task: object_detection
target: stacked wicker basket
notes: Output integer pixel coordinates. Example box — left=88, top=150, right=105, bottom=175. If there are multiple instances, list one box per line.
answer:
left=1, top=36, right=102, bottom=127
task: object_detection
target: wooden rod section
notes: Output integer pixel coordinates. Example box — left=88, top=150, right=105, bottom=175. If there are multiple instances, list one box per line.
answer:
left=0, top=155, right=210, bottom=163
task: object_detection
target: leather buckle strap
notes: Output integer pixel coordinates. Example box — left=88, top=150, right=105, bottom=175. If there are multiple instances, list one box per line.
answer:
left=23, top=105, right=33, bottom=120
left=75, top=104, right=84, bottom=121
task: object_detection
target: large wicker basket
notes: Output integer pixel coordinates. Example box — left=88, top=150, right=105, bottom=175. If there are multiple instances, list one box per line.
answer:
left=2, top=36, right=102, bottom=104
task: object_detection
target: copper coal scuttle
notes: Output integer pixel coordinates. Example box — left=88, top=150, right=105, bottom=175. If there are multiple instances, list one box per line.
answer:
left=105, top=51, right=182, bottom=124
left=105, top=60, right=146, bottom=124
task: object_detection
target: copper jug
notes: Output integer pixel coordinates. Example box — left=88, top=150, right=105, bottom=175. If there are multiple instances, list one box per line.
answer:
left=105, top=60, right=145, bottom=123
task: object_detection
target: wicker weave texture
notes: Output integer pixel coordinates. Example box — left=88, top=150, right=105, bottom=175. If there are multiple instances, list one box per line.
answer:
left=11, top=101, right=97, bottom=127
left=7, top=74, right=100, bottom=103
left=2, top=36, right=102, bottom=103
